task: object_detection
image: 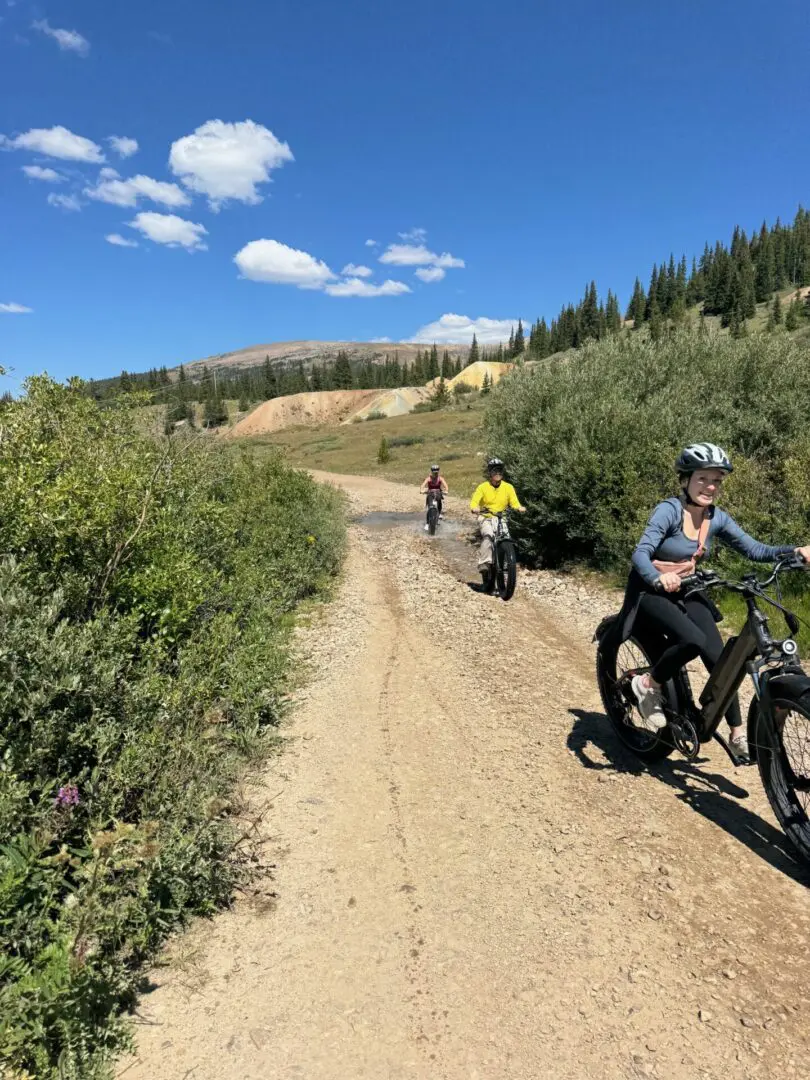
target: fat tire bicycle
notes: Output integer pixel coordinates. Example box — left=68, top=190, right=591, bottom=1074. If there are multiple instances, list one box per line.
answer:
left=425, top=490, right=442, bottom=536
left=480, top=510, right=517, bottom=601
left=594, top=555, right=810, bottom=864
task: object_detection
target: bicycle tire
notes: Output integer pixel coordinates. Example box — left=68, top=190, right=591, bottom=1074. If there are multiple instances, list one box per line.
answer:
left=495, top=540, right=517, bottom=601
left=595, top=630, right=675, bottom=763
left=751, top=691, right=810, bottom=864
left=427, top=505, right=439, bottom=536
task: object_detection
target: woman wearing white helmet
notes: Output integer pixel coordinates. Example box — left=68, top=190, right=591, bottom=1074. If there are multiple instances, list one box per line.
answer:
left=614, top=442, right=810, bottom=761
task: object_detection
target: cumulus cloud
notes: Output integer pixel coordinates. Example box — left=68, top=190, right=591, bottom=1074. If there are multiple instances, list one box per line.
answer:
left=325, top=278, right=411, bottom=298
left=32, top=19, right=90, bottom=56
left=379, top=242, right=465, bottom=270
left=22, top=164, right=63, bottom=182
left=85, top=172, right=190, bottom=208
left=169, top=119, right=294, bottom=209
left=0, top=301, right=32, bottom=314
left=341, top=263, right=373, bottom=278
left=415, top=266, right=446, bottom=283
left=365, top=238, right=378, bottom=247
left=129, top=211, right=208, bottom=250
left=234, top=238, right=334, bottom=288
left=108, top=136, right=139, bottom=158
left=47, top=192, right=81, bottom=211
left=410, top=314, right=524, bottom=345
left=1, top=125, right=104, bottom=162
left=105, top=233, right=139, bottom=248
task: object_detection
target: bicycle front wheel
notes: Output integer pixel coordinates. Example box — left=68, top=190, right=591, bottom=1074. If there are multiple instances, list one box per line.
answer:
left=752, top=691, right=810, bottom=864
left=427, top=505, right=439, bottom=536
left=495, top=540, right=517, bottom=600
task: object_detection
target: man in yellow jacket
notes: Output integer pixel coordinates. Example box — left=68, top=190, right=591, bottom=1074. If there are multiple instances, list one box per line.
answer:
left=470, top=457, right=526, bottom=588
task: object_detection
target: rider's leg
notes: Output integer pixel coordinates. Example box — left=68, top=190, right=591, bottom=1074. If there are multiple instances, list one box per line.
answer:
left=477, top=518, right=496, bottom=570
left=637, top=593, right=707, bottom=687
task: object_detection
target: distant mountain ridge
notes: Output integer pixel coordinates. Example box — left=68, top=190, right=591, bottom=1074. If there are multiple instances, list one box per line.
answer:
left=182, top=340, right=471, bottom=380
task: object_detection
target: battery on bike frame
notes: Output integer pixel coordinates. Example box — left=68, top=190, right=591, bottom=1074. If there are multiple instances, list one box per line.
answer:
left=698, top=621, right=758, bottom=723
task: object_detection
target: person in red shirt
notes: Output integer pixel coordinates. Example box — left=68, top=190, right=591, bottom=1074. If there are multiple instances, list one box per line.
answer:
left=420, top=464, right=449, bottom=531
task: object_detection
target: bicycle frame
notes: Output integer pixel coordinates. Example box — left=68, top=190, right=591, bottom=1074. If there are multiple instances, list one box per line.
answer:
left=667, top=579, right=801, bottom=748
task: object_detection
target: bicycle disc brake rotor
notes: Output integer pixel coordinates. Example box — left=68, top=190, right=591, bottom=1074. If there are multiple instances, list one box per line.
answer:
left=670, top=715, right=699, bottom=760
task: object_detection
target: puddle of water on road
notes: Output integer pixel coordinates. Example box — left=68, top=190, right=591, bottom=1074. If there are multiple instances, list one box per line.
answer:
left=352, top=511, right=481, bottom=585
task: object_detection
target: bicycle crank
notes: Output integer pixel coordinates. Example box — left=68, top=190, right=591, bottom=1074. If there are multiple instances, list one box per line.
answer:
left=669, top=716, right=700, bottom=760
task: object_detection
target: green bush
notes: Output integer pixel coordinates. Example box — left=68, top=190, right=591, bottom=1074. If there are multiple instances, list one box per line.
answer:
left=0, top=377, right=345, bottom=1078
left=387, top=435, right=425, bottom=448
left=486, top=328, right=810, bottom=575
left=377, top=435, right=391, bottom=464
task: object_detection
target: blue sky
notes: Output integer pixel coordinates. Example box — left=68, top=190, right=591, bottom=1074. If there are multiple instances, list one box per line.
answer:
left=1, top=0, right=808, bottom=384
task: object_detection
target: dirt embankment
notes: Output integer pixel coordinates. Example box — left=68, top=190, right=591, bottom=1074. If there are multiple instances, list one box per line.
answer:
left=122, top=472, right=810, bottom=1080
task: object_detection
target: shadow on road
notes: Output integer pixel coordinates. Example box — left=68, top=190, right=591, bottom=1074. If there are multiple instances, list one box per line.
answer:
left=568, top=707, right=810, bottom=888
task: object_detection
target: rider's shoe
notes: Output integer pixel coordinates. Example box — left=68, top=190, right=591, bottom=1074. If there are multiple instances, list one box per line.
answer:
left=480, top=568, right=494, bottom=593
left=729, top=732, right=752, bottom=764
left=631, top=675, right=667, bottom=731
left=424, top=523, right=429, bottom=531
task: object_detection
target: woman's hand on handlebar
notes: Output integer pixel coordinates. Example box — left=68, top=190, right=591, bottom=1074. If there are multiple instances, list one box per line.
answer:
left=657, top=572, right=683, bottom=594
left=795, top=546, right=810, bottom=564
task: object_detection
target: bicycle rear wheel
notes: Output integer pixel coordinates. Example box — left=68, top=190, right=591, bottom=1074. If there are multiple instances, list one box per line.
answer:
left=752, top=691, right=810, bottom=864
left=427, top=504, right=439, bottom=536
left=495, top=541, right=517, bottom=601
left=596, top=627, right=674, bottom=762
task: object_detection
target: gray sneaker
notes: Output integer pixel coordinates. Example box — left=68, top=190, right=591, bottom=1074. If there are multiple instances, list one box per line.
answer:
left=729, top=732, right=751, bottom=764
left=631, top=675, right=667, bottom=731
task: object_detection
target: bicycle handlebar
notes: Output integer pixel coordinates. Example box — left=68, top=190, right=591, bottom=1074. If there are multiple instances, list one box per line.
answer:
left=674, top=553, right=807, bottom=596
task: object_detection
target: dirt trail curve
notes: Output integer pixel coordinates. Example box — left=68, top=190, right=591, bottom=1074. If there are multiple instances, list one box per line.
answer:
left=122, top=472, right=810, bottom=1080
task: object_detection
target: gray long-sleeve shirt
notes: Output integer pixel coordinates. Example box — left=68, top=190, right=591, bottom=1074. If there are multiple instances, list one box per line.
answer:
left=631, top=497, right=794, bottom=588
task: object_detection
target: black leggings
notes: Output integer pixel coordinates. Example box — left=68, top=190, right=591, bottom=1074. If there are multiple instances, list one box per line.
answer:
left=635, top=593, right=742, bottom=729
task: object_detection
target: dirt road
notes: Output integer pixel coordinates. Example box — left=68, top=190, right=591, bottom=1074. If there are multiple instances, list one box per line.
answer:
left=122, top=472, right=810, bottom=1080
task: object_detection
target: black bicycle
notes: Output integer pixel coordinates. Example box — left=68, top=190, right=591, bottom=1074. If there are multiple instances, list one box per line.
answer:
left=480, top=510, right=517, bottom=601
left=594, top=554, right=810, bottom=862
left=425, top=490, right=442, bottom=536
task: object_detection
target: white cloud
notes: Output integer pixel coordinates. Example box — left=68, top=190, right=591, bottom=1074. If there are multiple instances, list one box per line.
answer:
left=106, top=233, right=139, bottom=248
left=398, top=227, right=427, bottom=243
left=365, top=238, right=378, bottom=247
left=108, top=136, right=139, bottom=159
left=1, top=125, right=104, bottom=162
left=325, top=277, right=411, bottom=298
left=341, top=263, right=373, bottom=278
left=129, top=212, right=208, bottom=250
left=432, top=252, right=465, bottom=269
left=371, top=336, right=392, bottom=343
left=22, top=164, right=63, bottom=182
left=169, top=119, right=293, bottom=209
left=234, top=238, right=334, bottom=288
left=0, top=301, right=32, bottom=314
left=379, top=242, right=465, bottom=270
left=379, top=243, right=435, bottom=266
left=32, top=18, right=90, bottom=56
left=410, top=314, right=524, bottom=345
left=47, top=192, right=81, bottom=211
left=85, top=172, right=190, bottom=208
left=415, top=266, right=446, bottom=283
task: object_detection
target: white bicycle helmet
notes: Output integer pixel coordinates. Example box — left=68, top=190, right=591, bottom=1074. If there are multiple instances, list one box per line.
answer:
left=675, top=443, right=733, bottom=474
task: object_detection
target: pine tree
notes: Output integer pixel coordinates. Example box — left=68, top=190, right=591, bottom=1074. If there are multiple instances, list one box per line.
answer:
left=481, top=371, right=491, bottom=395
left=755, top=230, right=775, bottom=302
left=785, top=294, right=802, bottom=331
left=431, top=376, right=450, bottom=408
left=468, top=334, right=480, bottom=366
left=648, top=298, right=664, bottom=343
left=513, top=319, right=525, bottom=355
left=772, top=293, right=783, bottom=325
left=627, top=278, right=646, bottom=327
left=333, top=350, right=353, bottom=389
left=377, top=435, right=390, bottom=465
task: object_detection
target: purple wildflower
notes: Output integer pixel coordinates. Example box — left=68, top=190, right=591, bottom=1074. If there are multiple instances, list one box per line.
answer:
left=54, top=784, right=80, bottom=809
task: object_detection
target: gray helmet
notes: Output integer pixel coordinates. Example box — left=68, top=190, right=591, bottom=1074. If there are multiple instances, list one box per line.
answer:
left=487, top=457, right=505, bottom=473
left=430, top=464, right=440, bottom=473
left=676, top=443, right=733, bottom=475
